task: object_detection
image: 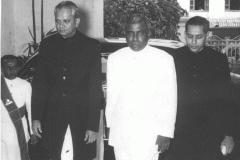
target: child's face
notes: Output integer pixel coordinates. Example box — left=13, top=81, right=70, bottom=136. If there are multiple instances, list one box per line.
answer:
left=2, top=59, right=18, bottom=80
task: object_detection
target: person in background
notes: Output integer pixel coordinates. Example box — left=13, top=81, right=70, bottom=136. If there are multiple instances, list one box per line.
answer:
left=1, top=55, right=37, bottom=160
left=31, top=1, right=102, bottom=160
left=105, top=14, right=178, bottom=160
left=164, top=16, right=235, bottom=160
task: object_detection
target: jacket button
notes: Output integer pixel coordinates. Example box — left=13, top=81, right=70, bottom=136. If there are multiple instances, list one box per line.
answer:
left=63, top=76, right=66, bottom=80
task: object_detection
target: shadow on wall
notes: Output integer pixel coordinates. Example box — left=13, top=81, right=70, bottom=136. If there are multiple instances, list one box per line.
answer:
left=77, top=5, right=89, bottom=35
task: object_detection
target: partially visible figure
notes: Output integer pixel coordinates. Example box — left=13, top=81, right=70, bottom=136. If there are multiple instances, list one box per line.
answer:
left=106, top=14, right=177, bottom=160
left=164, top=16, right=235, bottom=160
left=1, top=55, right=37, bottom=160
left=31, top=1, right=102, bottom=160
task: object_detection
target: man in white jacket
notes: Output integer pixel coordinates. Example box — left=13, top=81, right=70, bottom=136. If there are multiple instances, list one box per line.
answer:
left=105, top=14, right=178, bottom=160
left=1, top=55, right=37, bottom=160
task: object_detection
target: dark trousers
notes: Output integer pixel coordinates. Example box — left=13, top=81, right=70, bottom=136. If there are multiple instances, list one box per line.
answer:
left=163, top=133, right=224, bottom=160
left=43, top=112, right=96, bottom=160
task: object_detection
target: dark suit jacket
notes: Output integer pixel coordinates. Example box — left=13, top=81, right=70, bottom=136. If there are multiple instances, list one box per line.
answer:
left=31, top=31, right=102, bottom=158
left=164, top=46, right=235, bottom=159
left=172, top=46, right=234, bottom=137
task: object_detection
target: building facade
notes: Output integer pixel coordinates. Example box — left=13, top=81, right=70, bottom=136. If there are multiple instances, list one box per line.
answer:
left=177, top=0, right=240, bottom=42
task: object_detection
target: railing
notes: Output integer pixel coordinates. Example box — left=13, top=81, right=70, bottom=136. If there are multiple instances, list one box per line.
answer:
left=206, top=35, right=240, bottom=74
left=209, top=19, right=240, bottom=27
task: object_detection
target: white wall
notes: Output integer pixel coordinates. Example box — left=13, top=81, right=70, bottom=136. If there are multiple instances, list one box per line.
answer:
left=1, top=0, right=104, bottom=57
left=1, top=0, right=15, bottom=56
left=208, top=0, right=224, bottom=18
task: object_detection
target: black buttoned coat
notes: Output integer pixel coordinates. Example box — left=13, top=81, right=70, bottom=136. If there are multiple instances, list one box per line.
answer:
left=31, top=31, right=102, bottom=159
left=165, top=46, right=235, bottom=160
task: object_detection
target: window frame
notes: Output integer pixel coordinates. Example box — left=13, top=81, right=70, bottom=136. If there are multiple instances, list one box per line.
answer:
left=204, top=0, right=209, bottom=11
left=225, top=0, right=230, bottom=10
left=189, top=0, right=209, bottom=11
left=225, top=0, right=240, bottom=11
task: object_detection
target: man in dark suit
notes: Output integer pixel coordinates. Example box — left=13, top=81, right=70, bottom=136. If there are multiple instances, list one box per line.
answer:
left=164, top=16, right=235, bottom=160
left=31, top=1, right=102, bottom=160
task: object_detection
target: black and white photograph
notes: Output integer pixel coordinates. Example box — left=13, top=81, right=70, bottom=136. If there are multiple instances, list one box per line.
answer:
left=1, top=0, right=240, bottom=160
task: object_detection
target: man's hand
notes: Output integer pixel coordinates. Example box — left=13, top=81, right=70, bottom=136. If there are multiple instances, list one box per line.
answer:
left=30, top=134, right=39, bottom=146
left=84, top=130, right=98, bottom=144
left=32, top=120, right=42, bottom=138
left=220, top=136, right=235, bottom=156
left=156, top=135, right=170, bottom=152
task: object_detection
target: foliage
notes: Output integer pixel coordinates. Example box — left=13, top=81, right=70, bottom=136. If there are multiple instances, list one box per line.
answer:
left=104, top=0, right=186, bottom=41
left=18, top=0, right=57, bottom=68
left=22, top=28, right=57, bottom=58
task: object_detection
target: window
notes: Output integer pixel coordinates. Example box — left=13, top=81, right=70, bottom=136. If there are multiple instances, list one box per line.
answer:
left=225, top=0, right=240, bottom=10
left=190, top=0, right=209, bottom=11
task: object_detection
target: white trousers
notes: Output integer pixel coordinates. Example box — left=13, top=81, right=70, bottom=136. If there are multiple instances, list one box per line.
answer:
left=1, top=135, right=21, bottom=160
left=1, top=116, right=22, bottom=160
left=114, top=147, right=159, bottom=160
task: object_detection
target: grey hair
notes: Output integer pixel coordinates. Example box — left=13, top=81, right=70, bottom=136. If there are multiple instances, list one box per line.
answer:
left=54, top=1, right=80, bottom=19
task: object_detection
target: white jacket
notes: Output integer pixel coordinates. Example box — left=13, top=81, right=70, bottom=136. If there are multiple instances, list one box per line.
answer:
left=105, top=45, right=177, bottom=156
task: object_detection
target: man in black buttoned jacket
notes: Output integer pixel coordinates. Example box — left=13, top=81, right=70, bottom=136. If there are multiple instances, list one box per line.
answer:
left=163, top=16, right=236, bottom=160
left=31, top=1, right=102, bottom=160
